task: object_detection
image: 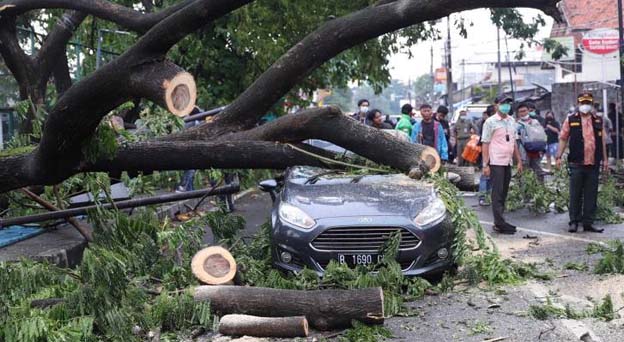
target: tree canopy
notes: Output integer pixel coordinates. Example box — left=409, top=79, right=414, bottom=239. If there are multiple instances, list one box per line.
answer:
left=0, top=0, right=562, bottom=194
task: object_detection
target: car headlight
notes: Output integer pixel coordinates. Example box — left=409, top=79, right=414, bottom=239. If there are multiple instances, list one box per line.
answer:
left=278, top=203, right=316, bottom=229
left=413, top=197, right=446, bottom=227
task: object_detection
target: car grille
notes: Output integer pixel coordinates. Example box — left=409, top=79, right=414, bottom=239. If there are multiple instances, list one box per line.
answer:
left=311, top=227, right=420, bottom=252
left=316, top=259, right=414, bottom=271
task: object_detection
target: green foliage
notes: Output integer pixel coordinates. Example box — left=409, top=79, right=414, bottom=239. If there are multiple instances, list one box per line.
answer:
left=470, top=320, right=492, bottom=336
left=529, top=295, right=618, bottom=321
left=338, top=320, right=393, bottom=342
left=592, top=295, right=616, bottom=321
left=81, top=123, right=118, bottom=163
left=0, top=204, right=211, bottom=341
left=596, top=177, right=624, bottom=224
left=587, top=240, right=624, bottom=274
left=563, top=262, right=589, bottom=272
left=204, top=208, right=246, bottom=244
left=543, top=38, right=570, bottom=61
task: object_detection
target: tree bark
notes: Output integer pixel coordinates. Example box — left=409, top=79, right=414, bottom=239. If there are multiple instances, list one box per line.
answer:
left=444, top=165, right=478, bottom=191
left=0, top=0, right=197, bottom=33
left=218, top=315, right=309, bottom=338
left=128, top=61, right=196, bottom=117
left=191, top=246, right=237, bottom=285
left=194, top=286, right=384, bottom=330
left=228, top=106, right=441, bottom=173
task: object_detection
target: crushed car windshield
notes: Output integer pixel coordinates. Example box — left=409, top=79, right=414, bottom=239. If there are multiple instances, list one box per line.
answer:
left=304, top=170, right=345, bottom=184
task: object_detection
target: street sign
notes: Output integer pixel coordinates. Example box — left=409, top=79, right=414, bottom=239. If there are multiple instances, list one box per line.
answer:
left=582, top=28, right=619, bottom=55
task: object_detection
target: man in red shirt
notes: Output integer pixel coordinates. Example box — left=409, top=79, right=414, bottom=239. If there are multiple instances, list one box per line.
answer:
left=555, top=92, right=609, bottom=233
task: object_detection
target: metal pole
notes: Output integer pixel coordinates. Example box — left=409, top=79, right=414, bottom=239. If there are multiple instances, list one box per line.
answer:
left=618, top=0, right=624, bottom=160
left=0, top=112, right=4, bottom=150
left=497, top=26, right=502, bottom=96
left=430, top=44, right=434, bottom=103
left=504, top=35, right=515, bottom=100
left=446, top=16, right=454, bottom=113
left=96, top=29, right=103, bottom=69
left=0, top=183, right=240, bottom=227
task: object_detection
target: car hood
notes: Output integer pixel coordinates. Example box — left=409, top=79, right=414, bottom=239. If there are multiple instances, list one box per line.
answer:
left=283, top=174, right=435, bottom=219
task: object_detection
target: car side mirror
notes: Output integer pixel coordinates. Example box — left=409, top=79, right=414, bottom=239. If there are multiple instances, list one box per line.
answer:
left=258, top=179, right=277, bottom=192
left=259, top=179, right=278, bottom=202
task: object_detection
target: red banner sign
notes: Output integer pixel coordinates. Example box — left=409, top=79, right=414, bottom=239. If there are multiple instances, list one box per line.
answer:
left=582, top=29, right=619, bottom=55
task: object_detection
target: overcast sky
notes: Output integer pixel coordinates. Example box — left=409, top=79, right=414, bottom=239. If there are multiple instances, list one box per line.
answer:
left=388, top=8, right=555, bottom=83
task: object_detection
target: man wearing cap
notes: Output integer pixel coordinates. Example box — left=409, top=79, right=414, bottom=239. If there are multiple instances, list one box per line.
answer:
left=481, top=96, right=523, bottom=234
left=555, top=92, right=609, bottom=233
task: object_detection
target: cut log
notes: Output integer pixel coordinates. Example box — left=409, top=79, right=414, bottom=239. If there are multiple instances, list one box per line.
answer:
left=191, top=246, right=237, bottom=285
left=218, top=314, right=308, bottom=338
left=194, top=285, right=384, bottom=330
left=128, top=60, right=196, bottom=117
left=444, top=165, right=478, bottom=191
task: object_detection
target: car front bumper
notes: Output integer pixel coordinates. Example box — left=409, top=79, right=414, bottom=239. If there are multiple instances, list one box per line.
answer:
left=271, top=214, right=455, bottom=277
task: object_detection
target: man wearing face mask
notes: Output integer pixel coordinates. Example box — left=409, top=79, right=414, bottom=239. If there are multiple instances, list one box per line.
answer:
left=481, top=96, right=523, bottom=234
left=556, top=93, right=609, bottom=233
left=516, top=103, right=547, bottom=182
left=351, top=99, right=370, bottom=124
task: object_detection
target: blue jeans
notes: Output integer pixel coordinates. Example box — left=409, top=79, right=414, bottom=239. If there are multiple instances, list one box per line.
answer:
left=478, top=174, right=492, bottom=200
left=179, top=170, right=196, bottom=191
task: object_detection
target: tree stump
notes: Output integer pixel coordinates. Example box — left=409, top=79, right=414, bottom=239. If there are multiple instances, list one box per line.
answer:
left=218, top=314, right=309, bottom=338
left=191, top=246, right=237, bottom=285
left=194, top=285, right=384, bottom=330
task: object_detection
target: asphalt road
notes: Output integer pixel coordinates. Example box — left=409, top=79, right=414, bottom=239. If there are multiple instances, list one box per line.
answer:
left=222, top=190, right=624, bottom=342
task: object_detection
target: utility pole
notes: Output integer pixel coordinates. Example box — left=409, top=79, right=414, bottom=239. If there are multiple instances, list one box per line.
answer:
left=617, top=0, right=623, bottom=159
left=461, top=59, right=466, bottom=103
left=446, top=16, right=454, bottom=113
left=504, top=35, right=515, bottom=100
left=497, top=25, right=502, bottom=96
left=430, top=44, right=434, bottom=103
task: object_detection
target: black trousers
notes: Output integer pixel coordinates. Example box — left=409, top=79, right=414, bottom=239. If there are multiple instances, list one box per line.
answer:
left=568, top=164, right=599, bottom=225
left=491, top=165, right=512, bottom=226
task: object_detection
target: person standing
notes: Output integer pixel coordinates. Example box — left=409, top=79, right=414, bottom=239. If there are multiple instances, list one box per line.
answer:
left=516, top=103, right=546, bottom=182
left=543, top=111, right=560, bottom=172
left=351, top=99, right=370, bottom=124
left=608, top=103, right=623, bottom=159
left=411, top=104, right=448, bottom=161
left=481, top=96, right=523, bottom=234
left=367, top=109, right=393, bottom=129
left=478, top=105, right=496, bottom=206
left=436, top=106, right=452, bottom=161
left=555, top=92, right=609, bottom=233
left=453, top=109, right=476, bottom=165
left=396, top=104, right=414, bottom=137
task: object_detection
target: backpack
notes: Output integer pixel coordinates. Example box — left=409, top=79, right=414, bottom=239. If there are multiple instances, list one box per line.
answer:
left=519, top=119, right=547, bottom=152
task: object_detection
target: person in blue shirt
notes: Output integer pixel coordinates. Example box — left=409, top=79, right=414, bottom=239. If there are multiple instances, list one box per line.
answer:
left=411, top=104, right=448, bottom=161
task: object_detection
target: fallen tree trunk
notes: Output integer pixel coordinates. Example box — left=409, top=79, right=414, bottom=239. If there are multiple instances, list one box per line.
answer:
left=218, top=314, right=308, bottom=338
left=444, top=165, right=478, bottom=191
left=191, top=246, right=237, bottom=285
left=194, top=285, right=384, bottom=330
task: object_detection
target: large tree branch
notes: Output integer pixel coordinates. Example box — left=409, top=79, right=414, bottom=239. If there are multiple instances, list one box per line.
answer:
left=36, top=10, right=86, bottom=87
left=84, top=141, right=331, bottom=175
left=0, top=16, right=36, bottom=98
left=173, top=0, right=560, bottom=140
left=227, top=106, right=440, bottom=173
left=29, top=0, right=249, bottom=185
left=129, top=0, right=252, bottom=55
left=0, top=0, right=196, bottom=33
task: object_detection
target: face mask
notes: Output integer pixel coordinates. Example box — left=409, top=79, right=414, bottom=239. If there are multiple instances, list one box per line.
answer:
left=360, top=106, right=369, bottom=113
left=529, top=111, right=537, bottom=117
left=520, top=114, right=531, bottom=121
left=579, top=104, right=593, bottom=114
left=499, top=103, right=511, bottom=114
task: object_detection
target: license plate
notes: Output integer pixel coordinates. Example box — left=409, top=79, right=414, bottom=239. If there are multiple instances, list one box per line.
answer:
left=337, top=254, right=383, bottom=267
